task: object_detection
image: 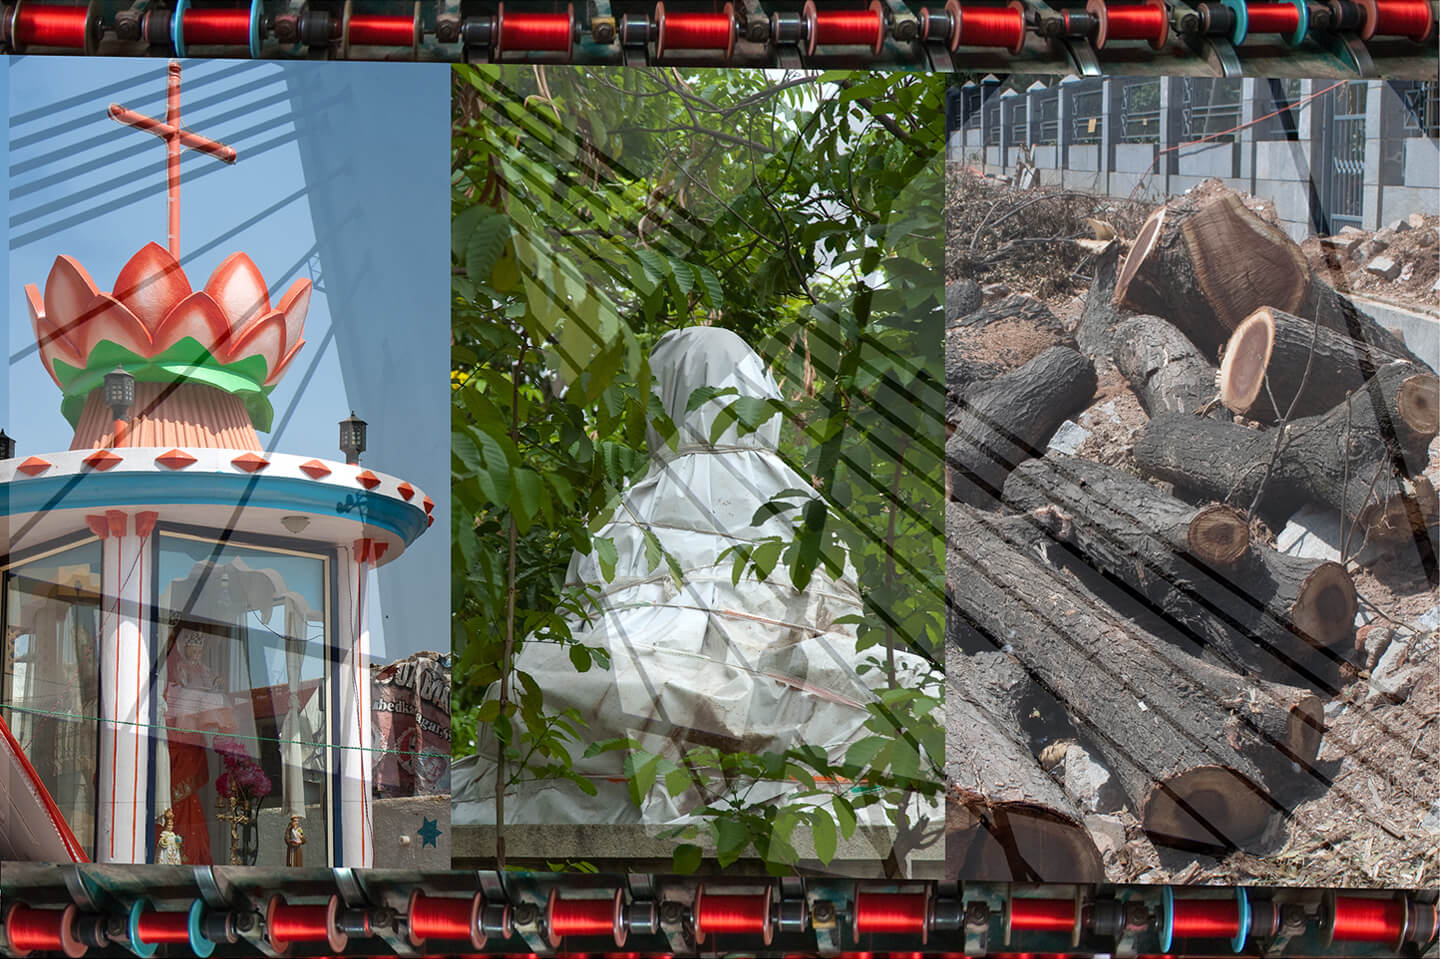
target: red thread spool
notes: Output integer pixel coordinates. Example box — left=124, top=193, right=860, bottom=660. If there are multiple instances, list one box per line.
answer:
left=4, top=903, right=86, bottom=959
left=266, top=895, right=347, bottom=954
left=547, top=889, right=626, bottom=947
left=852, top=889, right=931, bottom=944
left=495, top=1, right=575, bottom=55
left=1361, top=0, right=1433, bottom=38
left=1005, top=891, right=1083, bottom=948
left=655, top=2, right=735, bottom=58
left=803, top=0, right=886, bottom=53
left=1327, top=896, right=1408, bottom=945
left=1008, top=898, right=1077, bottom=934
left=1244, top=1, right=1302, bottom=32
left=341, top=0, right=421, bottom=57
left=1087, top=0, right=1169, bottom=46
left=348, top=13, right=414, bottom=43
left=8, top=0, right=99, bottom=52
left=406, top=891, right=484, bottom=949
left=180, top=7, right=252, bottom=44
left=957, top=1, right=1028, bottom=52
left=1170, top=898, right=1241, bottom=939
left=135, top=909, right=193, bottom=945
left=694, top=886, right=774, bottom=945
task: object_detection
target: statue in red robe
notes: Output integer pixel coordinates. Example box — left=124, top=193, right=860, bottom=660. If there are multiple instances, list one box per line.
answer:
left=162, top=627, right=222, bottom=865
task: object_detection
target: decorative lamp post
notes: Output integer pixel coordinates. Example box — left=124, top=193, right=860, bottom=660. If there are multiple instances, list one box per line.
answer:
left=104, top=367, right=135, bottom=446
left=339, top=412, right=367, bottom=466
left=0, top=430, right=13, bottom=460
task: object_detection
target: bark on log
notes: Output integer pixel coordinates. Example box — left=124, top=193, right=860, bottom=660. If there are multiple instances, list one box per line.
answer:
left=1002, top=455, right=1356, bottom=691
left=948, top=346, right=1097, bottom=507
left=1075, top=240, right=1125, bottom=362
left=947, top=503, right=1316, bottom=850
left=946, top=647, right=1105, bottom=882
left=1221, top=307, right=1440, bottom=426
left=1115, top=189, right=1424, bottom=367
left=1112, top=315, right=1224, bottom=419
left=946, top=278, right=982, bottom=323
left=946, top=293, right=1075, bottom=399
left=1135, top=363, right=1440, bottom=543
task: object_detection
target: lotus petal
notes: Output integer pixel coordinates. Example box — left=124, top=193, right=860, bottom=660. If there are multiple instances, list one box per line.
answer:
left=27, top=285, right=79, bottom=384
left=276, top=277, right=311, bottom=356
left=74, top=294, right=153, bottom=359
left=113, top=242, right=192, bottom=335
left=152, top=291, right=232, bottom=359
left=42, top=255, right=102, bottom=354
left=226, top=310, right=286, bottom=372
left=263, top=338, right=306, bottom=387
left=204, top=252, right=271, bottom=329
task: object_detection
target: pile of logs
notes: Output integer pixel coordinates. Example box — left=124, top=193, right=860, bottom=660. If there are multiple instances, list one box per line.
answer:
left=945, top=183, right=1440, bottom=881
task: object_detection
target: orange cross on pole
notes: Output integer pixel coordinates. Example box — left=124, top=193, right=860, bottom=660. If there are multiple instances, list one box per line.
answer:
left=109, top=61, right=237, bottom=261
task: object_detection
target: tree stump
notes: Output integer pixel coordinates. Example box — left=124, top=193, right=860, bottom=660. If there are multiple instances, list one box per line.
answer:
left=1115, top=188, right=1424, bottom=367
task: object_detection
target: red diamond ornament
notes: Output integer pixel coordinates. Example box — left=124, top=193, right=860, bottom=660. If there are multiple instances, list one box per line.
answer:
left=16, top=456, right=51, bottom=477
left=83, top=450, right=123, bottom=471
left=231, top=453, right=270, bottom=473
left=156, top=449, right=197, bottom=470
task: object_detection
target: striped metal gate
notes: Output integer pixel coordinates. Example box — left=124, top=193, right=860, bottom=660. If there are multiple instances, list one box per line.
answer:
left=1316, top=82, right=1368, bottom=233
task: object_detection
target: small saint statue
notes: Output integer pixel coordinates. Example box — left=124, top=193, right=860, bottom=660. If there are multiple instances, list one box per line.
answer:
left=156, top=807, right=184, bottom=865
left=284, top=816, right=305, bottom=867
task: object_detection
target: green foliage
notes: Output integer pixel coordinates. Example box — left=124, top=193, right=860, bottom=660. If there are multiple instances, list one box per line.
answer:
left=451, top=66, right=947, bottom=872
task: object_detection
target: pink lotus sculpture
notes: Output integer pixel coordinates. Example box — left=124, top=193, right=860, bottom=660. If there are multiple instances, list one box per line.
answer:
left=26, top=242, right=310, bottom=431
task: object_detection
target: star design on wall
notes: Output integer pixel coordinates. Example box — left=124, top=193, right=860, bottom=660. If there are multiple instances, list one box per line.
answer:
left=417, top=817, right=441, bottom=848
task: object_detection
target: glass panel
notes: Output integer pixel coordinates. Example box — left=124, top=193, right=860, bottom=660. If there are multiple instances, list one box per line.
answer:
left=153, top=533, right=328, bottom=866
left=1, top=539, right=103, bottom=858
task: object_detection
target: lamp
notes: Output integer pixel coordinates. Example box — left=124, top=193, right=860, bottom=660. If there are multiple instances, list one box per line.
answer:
left=339, top=412, right=367, bottom=465
left=104, top=367, right=135, bottom=420
left=0, top=430, right=13, bottom=460
left=104, top=367, right=136, bottom=447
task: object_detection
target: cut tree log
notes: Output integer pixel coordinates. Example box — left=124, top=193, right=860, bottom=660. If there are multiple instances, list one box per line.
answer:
left=1002, top=455, right=1356, bottom=691
left=1220, top=307, right=1440, bottom=426
left=948, top=346, right=1097, bottom=507
left=1136, top=361, right=1440, bottom=542
left=1114, top=189, right=1425, bottom=367
left=947, top=503, right=1320, bottom=851
left=946, top=646, right=1105, bottom=882
left=1112, top=315, right=1224, bottom=419
left=1075, top=240, right=1125, bottom=362
left=946, top=293, right=1075, bottom=397
left=946, top=278, right=983, bottom=324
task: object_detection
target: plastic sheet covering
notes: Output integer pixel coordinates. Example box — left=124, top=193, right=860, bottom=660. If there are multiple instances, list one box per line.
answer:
left=453, top=327, right=942, bottom=829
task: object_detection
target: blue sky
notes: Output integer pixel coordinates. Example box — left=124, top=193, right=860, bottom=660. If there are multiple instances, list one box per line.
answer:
left=6, top=57, right=449, bottom=662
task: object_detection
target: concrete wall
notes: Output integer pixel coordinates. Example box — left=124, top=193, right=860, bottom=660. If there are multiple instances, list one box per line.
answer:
left=954, top=77, right=1440, bottom=242
left=1069, top=144, right=1101, bottom=172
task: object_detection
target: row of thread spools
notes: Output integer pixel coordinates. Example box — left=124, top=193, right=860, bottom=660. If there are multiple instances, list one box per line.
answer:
left=3, top=881, right=1438, bottom=956
left=0, top=0, right=1432, bottom=60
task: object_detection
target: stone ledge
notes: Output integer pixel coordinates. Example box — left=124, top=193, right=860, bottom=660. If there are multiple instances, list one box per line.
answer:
left=451, top=824, right=944, bottom=877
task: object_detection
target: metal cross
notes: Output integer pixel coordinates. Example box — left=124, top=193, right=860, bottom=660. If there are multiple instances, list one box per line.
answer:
left=109, top=61, right=238, bottom=260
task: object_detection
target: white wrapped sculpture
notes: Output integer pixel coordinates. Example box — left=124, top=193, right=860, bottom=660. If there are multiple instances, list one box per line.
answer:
left=453, top=327, right=940, bottom=827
